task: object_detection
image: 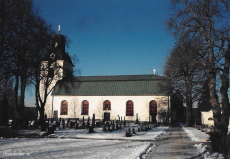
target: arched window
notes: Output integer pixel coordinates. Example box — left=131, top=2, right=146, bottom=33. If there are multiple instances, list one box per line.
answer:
left=60, top=100, right=68, bottom=115
left=82, top=100, right=89, bottom=115
left=126, top=100, right=134, bottom=116
left=149, top=100, right=157, bottom=115
left=103, top=100, right=111, bottom=110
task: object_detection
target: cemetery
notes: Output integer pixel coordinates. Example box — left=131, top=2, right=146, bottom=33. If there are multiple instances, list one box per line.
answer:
left=13, top=113, right=159, bottom=139
left=0, top=118, right=225, bottom=159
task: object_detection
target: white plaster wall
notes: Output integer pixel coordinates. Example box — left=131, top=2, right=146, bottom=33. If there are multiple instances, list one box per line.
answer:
left=201, top=110, right=214, bottom=126
left=50, top=95, right=169, bottom=122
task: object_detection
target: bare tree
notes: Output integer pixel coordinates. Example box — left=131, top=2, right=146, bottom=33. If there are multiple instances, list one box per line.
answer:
left=164, top=38, right=206, bottom=126
left=166, top=0, right=230, bottom=135
left=0, top=0, right=56, bottom=130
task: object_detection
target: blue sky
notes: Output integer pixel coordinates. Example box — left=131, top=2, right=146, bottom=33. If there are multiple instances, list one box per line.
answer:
left=26, top=0, right=175, bottom=106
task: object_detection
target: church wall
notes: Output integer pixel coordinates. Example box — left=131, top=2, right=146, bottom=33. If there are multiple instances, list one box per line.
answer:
left=50, top=95, right=169, bottom=122
left=201, top=110, right=214, bottom=126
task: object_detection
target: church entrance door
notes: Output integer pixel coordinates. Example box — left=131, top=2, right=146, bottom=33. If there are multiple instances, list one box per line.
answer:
left=104, top=112, right=110, bottom=121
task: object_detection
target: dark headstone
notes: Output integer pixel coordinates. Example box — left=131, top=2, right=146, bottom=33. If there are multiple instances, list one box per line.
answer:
left=96, top=121, right=100, bottom=127
left=48, top=127, right=54, bottom=134
left=70, top=121, right=74, bottom=129
left=87, top=117, right=90, bottom=128
left=75, top=122, right=79, bottom=129
left=46, top=121, right=49, bottom=128
left=67, top=119, right=70, bottom=128
left=92, top=114, right=95, bottom=128
left=56, top=121, right=60, bottom=127
left=112, top=122, right=114, bottom=130
left=124, top=117, right=126, bottom=127
left=102, top=124, right=106, bottom=131
left=52, top=124, right=56, bottom=130
left=82, top=121, right=86, bottom=129
left=132, top=128, right=136, bottom=134
left=62, top=119, right=65, bottom=129
left=41, top=122, right=46, bottom=131
left=128, top=128, right=131, bottom=134
left=88, top=126, right=96, bottom=133
left=125, top=128, right=132, bottom=137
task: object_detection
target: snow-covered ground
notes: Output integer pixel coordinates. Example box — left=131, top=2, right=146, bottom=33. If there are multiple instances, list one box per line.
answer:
left=0, top=126, right=168, bottom=159
left=182, top=125, right=224, bottom=159
left=0, top=124, right=225, bottom=159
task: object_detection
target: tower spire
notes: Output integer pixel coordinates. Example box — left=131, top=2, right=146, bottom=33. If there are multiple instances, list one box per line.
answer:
left=58, top=25, right=61, bottom=34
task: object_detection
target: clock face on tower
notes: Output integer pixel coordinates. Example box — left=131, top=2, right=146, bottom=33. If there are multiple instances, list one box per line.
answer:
left=55, top=42, right=58, bottom=48
left=50, top=53, right=55, bottom=59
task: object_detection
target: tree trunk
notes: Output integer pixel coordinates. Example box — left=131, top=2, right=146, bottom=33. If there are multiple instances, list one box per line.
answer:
left=219, top=55, right=230, bottom=135
left=186, top=97, right=192, bottom=126
left=14, top=75, right=19, bottom=118
left=39, top=104, right=46, bottom=131
left=208, top=71, right=221, bottom=132
left=20, top=74, right=26, bottom=118
left=2, top=97, right=8, bottom=126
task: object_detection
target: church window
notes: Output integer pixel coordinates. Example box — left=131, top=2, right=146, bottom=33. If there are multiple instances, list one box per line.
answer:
left=60, top=100, right=68, bottom=115
left=126, top=100, right=134, bottom=116
left=82, top=100, right=89, bottom=115
left=149, top=100, right=157, bottom=115
left=103, top=100, right=111, bottom=110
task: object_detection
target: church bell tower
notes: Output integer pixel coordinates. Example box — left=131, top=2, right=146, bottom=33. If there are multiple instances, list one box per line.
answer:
left=45, top=25, right=74, bottom=80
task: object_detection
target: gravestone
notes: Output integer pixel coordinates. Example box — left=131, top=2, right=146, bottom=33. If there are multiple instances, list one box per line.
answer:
left=67, top=119, right=70, bottom=128
left=70, top=121, right=74, bottom=128
left=87, top=117, right=90, bottom=128
left=102, top=124, right=106, bottom=131
left=53, top=124, right=56, bottom=130
left=92, top=114, right=95, bottom=128
left=115, top=123, right=118, bottom=130
left=135, top=113, right=139, bottom=124
left=61, top=119, right=65, bottom=129
left=88, top=126, right=94, bottom=133
left=48, top=126, right=54, bottom=134
left=82, top=116, right=85, bottom=128
left=124, top=117, right=126, bottom=127
left=132, top=128, right=136, bottom=134
left=125, top=128, right=132, bottom=137
left=56, top=121, right=60, bottom=127
left=75, top=122, right=79, bottom=129
left=112, top=121, right=114, bottom=130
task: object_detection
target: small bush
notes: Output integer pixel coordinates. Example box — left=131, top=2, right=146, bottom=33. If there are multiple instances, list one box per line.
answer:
left=0, top=126, right=18, bottom=138
left=209, top=132, right=230, bottom=159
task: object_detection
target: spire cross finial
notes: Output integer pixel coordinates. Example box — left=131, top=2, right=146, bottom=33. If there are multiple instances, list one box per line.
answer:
left=58, top=25, right=61, bottom=34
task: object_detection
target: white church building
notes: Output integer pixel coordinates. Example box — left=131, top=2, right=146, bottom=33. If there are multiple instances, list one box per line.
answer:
left=43, top=32, right=171, bottom=123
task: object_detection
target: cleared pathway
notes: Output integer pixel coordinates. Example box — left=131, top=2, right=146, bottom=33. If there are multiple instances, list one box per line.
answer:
left=145, top=124, right=204, bottom=159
